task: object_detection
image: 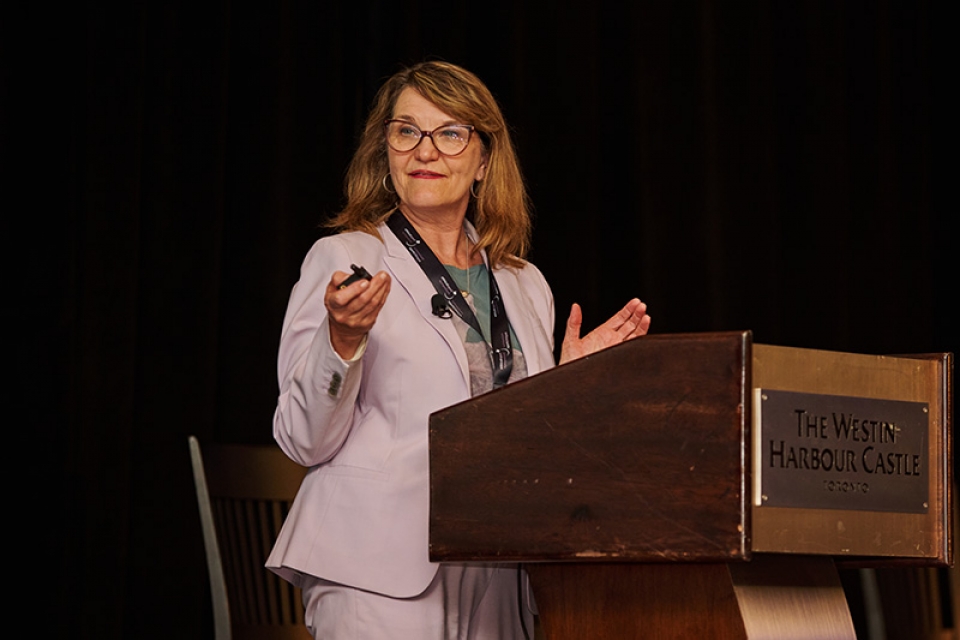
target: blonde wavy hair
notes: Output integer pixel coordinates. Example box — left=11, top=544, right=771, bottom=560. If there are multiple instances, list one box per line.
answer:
left=325, top=61, right=532, bottom=269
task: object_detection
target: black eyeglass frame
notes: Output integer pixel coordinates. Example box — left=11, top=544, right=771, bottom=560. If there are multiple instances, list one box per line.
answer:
left=383, top=119, right=477, bottom=156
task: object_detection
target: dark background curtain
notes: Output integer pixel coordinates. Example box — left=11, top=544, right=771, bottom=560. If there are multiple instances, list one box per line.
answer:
left=5, top=1, right=948, bottom=637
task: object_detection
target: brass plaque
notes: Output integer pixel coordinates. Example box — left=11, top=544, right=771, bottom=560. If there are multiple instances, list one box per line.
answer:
left=755, top=389, right=929, bottom=514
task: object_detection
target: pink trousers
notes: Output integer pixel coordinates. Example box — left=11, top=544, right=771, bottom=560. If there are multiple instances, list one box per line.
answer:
left=300, top=563, right=536, bottom=639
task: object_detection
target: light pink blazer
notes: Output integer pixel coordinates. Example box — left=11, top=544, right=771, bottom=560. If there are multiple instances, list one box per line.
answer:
left=266, top=221, right=556, bottom=597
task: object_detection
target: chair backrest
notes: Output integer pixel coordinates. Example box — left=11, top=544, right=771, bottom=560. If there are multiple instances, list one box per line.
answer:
left=189, top=435, right=312, bottom=640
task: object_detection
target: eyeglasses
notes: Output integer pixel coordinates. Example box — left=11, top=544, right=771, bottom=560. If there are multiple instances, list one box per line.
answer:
left=384, top=119, right=476, bottom=156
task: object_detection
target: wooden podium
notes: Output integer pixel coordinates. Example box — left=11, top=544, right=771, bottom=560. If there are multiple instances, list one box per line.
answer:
left=428, top=332, right=953, bottom=639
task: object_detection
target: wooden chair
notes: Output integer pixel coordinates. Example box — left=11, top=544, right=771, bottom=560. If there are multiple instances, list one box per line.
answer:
left=188, top=435, right=311, bottom=640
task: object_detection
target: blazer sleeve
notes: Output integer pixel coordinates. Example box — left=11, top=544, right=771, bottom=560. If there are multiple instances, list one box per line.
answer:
left=273, top=237, right=365, bottom=467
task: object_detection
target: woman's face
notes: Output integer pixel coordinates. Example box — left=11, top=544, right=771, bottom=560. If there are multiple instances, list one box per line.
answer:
left=387, top=87, right=486, bottom=221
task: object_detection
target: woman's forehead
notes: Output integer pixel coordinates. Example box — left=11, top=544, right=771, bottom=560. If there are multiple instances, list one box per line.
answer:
left=392, top=87, right=461, bottom=125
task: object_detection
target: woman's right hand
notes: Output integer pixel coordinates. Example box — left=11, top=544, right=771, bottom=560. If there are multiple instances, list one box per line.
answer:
left=324, top=270, right=391, bottom=359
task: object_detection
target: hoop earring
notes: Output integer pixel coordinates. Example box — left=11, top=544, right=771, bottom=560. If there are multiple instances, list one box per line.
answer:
left=382, top=173, right=396, bottom=194
left=470, top=181, right=480, bottom=198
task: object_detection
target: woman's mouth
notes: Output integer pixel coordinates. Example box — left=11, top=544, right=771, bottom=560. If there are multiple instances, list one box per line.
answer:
left=409, top=170, right=443, bottom=179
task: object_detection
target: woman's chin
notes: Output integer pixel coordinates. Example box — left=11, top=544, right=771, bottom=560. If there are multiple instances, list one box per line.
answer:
left=398, top=196, right=470, bottom=218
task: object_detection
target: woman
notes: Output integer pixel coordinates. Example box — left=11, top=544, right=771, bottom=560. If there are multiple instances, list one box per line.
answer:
left=266, top=61, right=651, bottom=639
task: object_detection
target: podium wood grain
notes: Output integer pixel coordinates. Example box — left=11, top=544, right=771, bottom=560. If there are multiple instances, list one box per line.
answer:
left=430, top=331, right=751, bottom=563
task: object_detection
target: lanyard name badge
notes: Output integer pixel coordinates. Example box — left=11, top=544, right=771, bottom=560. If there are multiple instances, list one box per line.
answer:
left=386, top=210, right=513, bottom=388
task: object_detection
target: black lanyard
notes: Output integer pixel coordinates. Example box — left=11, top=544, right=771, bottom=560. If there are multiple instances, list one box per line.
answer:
left=386, top=210, right=514, bottom=388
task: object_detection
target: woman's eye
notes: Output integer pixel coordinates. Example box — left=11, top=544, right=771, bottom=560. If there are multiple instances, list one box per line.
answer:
left=439, top=127, right=466, bottom=140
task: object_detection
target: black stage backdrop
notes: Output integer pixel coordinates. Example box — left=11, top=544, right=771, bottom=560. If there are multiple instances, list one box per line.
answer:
left=5, top=1, right=949, bottom=637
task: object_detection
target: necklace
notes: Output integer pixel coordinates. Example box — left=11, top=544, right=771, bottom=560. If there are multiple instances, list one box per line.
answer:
left=459, top=231, right=472, bottom=297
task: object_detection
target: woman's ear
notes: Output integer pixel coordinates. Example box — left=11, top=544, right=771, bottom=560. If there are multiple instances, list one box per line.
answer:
left=475, top=154, right=488, bottom=182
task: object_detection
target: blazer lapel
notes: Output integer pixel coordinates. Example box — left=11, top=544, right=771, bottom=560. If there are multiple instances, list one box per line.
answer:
left=381, top=222, right=472, bottom=388
left=492, top=265, right=554, bottom=376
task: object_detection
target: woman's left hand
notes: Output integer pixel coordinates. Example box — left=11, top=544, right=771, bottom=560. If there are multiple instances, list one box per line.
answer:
left=559, top=298, right=651, bottom=365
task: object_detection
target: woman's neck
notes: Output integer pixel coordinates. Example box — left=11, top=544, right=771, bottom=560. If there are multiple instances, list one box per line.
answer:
left=399, top=205, right=478, bottom=268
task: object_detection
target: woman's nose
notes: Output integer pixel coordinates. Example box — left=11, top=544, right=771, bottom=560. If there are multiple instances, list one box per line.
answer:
left=414, top=134, right=441, bottom=160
